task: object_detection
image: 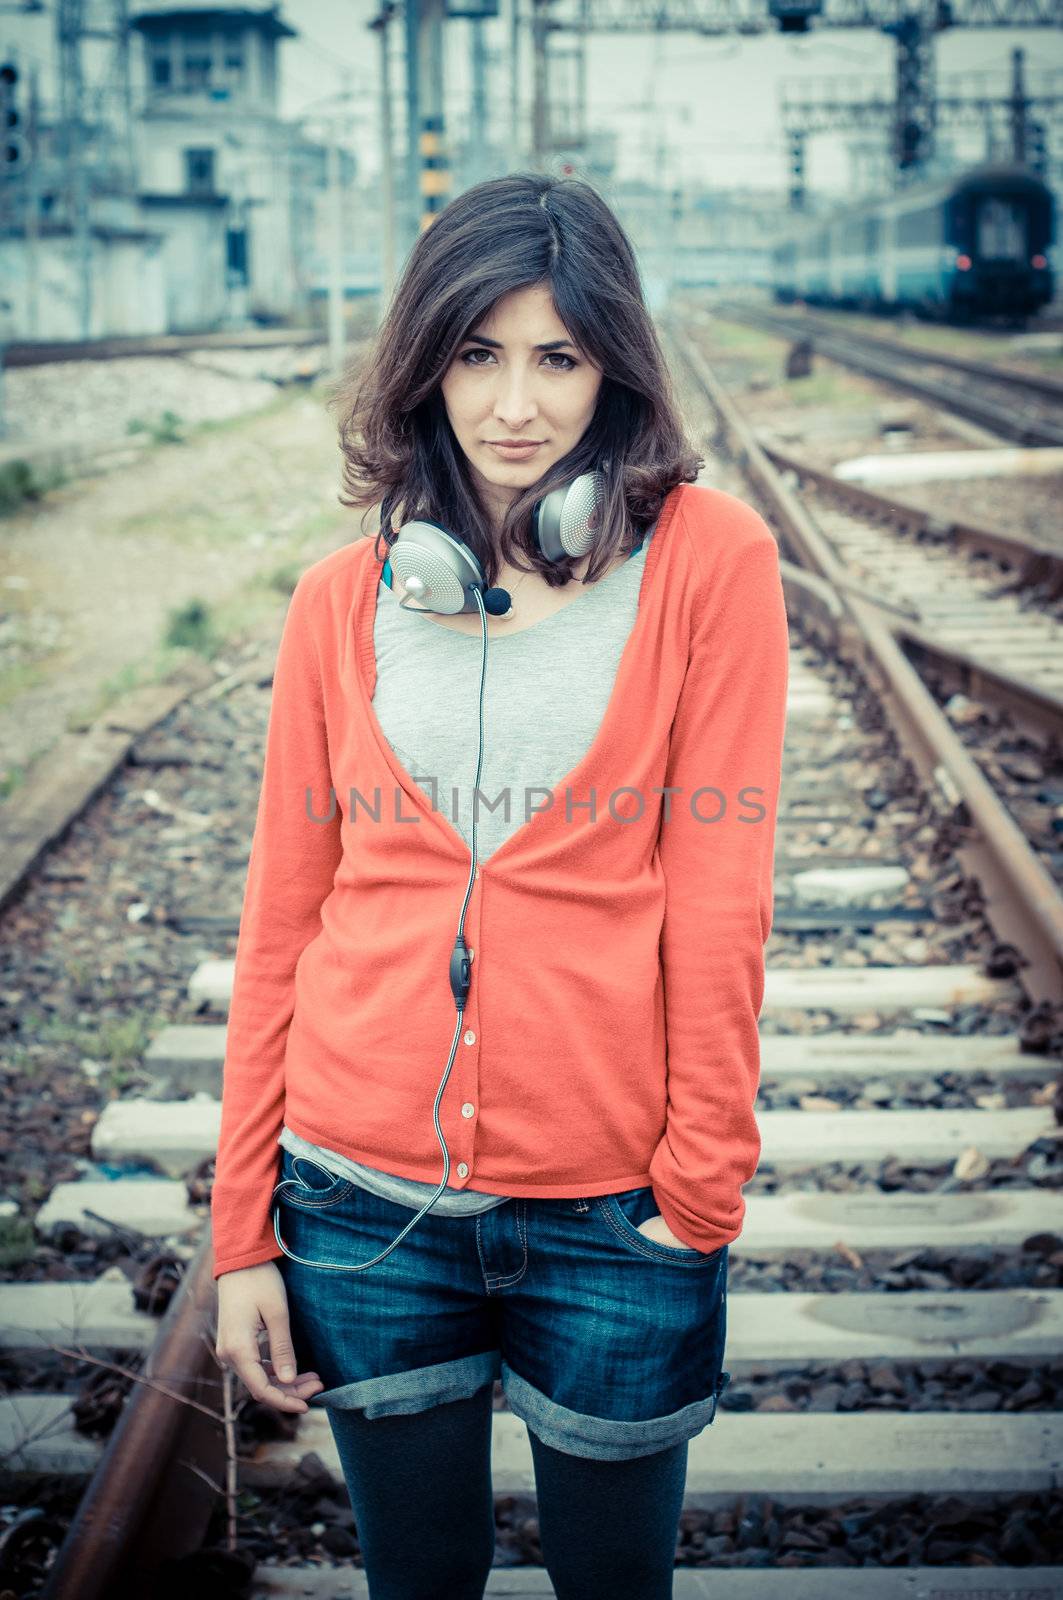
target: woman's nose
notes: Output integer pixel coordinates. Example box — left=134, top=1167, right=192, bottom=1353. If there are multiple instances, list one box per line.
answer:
left=493, top=373, right=537, bottom=426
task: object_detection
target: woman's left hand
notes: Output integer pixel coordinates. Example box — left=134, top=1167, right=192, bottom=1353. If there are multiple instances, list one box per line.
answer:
left=636, top=1213, right=693, bottom=1250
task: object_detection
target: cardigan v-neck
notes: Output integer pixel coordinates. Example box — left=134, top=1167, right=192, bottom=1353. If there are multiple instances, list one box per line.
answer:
left=361, top=520, right=660, bottom=873
left=369, top=517, right=656, bottom=871
left=211, top=482, right=791, bottom=1279
left=353, top=503, right=670, bottom=875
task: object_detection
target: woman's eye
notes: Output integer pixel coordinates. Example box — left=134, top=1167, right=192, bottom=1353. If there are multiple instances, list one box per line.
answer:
left=459, top=349, right=576, bottom=370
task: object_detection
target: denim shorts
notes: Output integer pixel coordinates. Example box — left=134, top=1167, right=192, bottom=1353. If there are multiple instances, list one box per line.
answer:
left=274, top=1148, right=731, bottom=1462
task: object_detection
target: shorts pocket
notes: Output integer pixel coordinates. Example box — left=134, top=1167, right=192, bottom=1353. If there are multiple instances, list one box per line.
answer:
left=274, top=1150, right=357, bottom=1211
left=597, top=1187, right=727, bottom=1267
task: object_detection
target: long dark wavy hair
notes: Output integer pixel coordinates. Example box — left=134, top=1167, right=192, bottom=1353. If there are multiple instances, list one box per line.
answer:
left=329, top=171, right=704, bottom=590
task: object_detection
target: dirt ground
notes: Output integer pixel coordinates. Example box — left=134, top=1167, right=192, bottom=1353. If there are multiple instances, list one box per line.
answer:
left=0, top=388, right=368, bottom=789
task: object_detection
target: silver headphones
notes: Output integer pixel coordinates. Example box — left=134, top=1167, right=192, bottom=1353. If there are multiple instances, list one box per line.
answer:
left=379, top=467, right=609, bottom=617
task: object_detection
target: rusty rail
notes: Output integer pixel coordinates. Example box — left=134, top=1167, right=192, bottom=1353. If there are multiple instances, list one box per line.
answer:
left=39, top=1236, right=226, bottom=1600
left=664, top=310, right=1063, bottom=1003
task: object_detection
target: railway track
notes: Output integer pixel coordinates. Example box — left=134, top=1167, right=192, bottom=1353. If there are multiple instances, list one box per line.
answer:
left=670, top=313, right=1063, bottom=997
left=0, top=329, right=328, bottom=369
left=751, top=445, right=1063, bottom=619
left=740, top=305, right=1063, bottom=407
left=709, top=303, right=1063, bottom=450
left=673, top=370, right=1063, bottom=916
left=1, top=319, right=1062, bottom=1595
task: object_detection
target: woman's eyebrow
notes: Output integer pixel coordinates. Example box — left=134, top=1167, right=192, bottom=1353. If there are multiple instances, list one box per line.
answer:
left=464, top=331, right=577, bottom=351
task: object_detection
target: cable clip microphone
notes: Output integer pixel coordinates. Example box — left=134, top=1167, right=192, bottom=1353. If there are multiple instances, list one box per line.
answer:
left=450, top=936, right=472, bottom=1010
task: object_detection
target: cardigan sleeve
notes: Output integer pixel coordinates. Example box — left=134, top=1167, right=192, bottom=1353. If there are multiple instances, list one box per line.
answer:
left=210, top=572, right=344, bottom=1279
left=648, top=521, right=789, bottom=1255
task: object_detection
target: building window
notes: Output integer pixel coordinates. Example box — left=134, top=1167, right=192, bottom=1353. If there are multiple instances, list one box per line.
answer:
left=150, top=46, right=171, bottom=87
left=185, top=147, right=216, bottom=195
left=226, top=226, right=249, bottom=286
left=214, top=35, right=244, bottom=97
left=183, top=47, right=212, bottom=91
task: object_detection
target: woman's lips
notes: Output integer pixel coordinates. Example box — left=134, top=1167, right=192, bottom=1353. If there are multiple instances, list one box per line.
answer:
left=487, top=442, right=542, bottom=458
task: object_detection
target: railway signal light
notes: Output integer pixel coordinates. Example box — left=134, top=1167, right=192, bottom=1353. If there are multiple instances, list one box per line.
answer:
left=1027, top=122, right=1046, bottom=178
left=0, top=61, right=25, bottom=175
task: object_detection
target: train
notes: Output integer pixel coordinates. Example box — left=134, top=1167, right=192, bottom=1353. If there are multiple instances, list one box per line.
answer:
left=770, top=162, right=1055, bottom=323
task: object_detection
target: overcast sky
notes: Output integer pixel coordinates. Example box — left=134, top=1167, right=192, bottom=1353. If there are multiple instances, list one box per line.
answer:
left=3, top=0, right=1059, bottom=196
left=278, top=0, right=1062, bottom=193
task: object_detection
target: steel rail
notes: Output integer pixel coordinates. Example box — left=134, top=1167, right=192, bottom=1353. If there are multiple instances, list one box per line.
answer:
left=38, top=1235, right=227, bottom=1600
left=3, top=329, right=326, bottom=368
left=709, top=305, right=1063, bottom=449
left=744, top=305, right=1063, bottom=405
left=762, top=443, right=1063, bottom=601
left=664, top=310, right=1063, bottom=1002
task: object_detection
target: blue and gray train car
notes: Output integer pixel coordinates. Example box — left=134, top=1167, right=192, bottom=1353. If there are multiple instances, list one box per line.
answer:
left=771, top=162, right=1055, bottom=321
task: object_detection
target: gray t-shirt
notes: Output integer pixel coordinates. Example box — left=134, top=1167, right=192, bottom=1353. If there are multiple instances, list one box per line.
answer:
left=279, top=517, right=657, bottom=1216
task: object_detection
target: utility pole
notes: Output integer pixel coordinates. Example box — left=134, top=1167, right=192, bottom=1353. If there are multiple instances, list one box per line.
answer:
left=57, top=0, right=93, bottom=338
left=469, top=10, right=488, bottom=187
left=415, top=0, right=450, bottom=233
left=298, top=91, right=361, bottom=376
left=326, top=133, right=346, bottom=376
left=882, top=9, right=936, bottom=176
left=510, top=0, right=521, bottom=165
left=403, top=0, right=421, bottom=253
left=530, top=0, right=548, bottom=168
left=1009, top=46, right=1028, bottom=165
left=369, top=4, right=398, bottom=317
left=26, top=63, right=40, bottom=339
left=577, top=0, right=588, bottom=161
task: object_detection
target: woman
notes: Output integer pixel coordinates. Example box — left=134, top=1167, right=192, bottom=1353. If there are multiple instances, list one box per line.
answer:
left=212, top=172, right=789, bottom=1599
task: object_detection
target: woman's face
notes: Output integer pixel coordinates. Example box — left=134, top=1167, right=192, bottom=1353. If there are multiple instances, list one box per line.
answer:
left=439, top=283, right=603, bottom=530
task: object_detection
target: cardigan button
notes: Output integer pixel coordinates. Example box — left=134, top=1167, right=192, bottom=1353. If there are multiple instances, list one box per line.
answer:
left=461, top=1102, right=475, bottom=1118
left=457, top=1163, right=469, bottom=1178
left=464, top=1030, right=476, bottom=1045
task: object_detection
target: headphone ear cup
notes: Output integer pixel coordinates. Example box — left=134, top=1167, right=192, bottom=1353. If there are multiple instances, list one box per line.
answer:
left=385, top=519, right=487, bottom=615
left=534, top=470, right=604, bottom=564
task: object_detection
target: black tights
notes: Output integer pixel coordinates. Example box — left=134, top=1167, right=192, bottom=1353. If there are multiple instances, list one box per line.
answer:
left=324, top=1383, right=688, bottom=1599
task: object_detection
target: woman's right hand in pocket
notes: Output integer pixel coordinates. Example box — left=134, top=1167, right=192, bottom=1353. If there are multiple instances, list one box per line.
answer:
left=214, top=1260, right=326, bottom=1413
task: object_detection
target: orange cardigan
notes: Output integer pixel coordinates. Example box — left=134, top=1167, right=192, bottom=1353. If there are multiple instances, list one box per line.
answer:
left=210, top=481, right=790, bottom=1278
